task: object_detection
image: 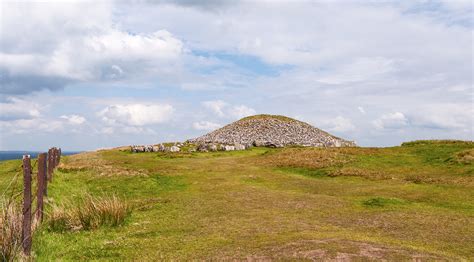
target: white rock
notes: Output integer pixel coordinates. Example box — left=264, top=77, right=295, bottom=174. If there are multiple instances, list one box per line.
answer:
left=170, top=146, right=180, bottom=152
left=209, top=144, right=218, bottom=151
left=234, top=143, right=246, bottom=150
left=224, top=145, right=235, bottom=151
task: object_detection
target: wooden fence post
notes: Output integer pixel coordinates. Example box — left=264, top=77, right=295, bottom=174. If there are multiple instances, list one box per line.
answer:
left=58, top=147, right=61, bottom=164
left=52, top=147, right=56, bottom=168
left=54, top=147, right=58, bottom=167
left=22, top=155, right=32, bottom=256
left=55, top=147, right=60, bottom=167
left=47, top=148, right=53, bottom=182
left=36, top=153, right=47, bottom=222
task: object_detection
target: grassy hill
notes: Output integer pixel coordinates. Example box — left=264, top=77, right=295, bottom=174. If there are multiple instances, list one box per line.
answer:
left=1, top=140, right=473, bottom=260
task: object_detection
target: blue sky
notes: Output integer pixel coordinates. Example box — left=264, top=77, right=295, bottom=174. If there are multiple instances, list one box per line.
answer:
left=0, top=0, right=473, bottom=151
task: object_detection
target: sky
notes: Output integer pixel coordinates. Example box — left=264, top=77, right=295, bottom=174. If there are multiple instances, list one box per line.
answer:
left=0, top=0, right=473, bottom=151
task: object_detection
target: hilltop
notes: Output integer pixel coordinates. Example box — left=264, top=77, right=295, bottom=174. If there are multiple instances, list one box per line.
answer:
left=189, top=114, right=356, bottom=147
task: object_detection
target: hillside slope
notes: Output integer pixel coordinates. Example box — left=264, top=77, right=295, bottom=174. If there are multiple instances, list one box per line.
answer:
left=1, top=140, right=473, bottom=260
left=189, top=114, right=356, bottom=147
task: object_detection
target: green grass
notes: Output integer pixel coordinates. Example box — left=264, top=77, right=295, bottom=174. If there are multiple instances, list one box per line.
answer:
left=1, top=140, right=473, bottom=260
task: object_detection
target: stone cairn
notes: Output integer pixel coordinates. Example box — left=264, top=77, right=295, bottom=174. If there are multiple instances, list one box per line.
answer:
left=131, top=114, right=357, bottom=154
left=188, top=114, right=357, bottom=148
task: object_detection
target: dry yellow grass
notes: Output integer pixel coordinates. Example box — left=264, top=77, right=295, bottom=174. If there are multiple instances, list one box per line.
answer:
left=455, top=149, right=474, bottom=164
left=47, top=194, right=130, bottom=231
left=257, top=147, right=354, bottom=169
left=59, top=151, right=148, bottom=177
left=0, top=199, right=22, bottom=261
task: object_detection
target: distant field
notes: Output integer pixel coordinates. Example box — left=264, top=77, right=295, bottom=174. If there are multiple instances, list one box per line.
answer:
left=1, top=141, right=473, bottom=260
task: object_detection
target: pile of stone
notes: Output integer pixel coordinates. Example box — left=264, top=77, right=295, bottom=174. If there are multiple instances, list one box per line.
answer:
left=131, top=144, right=180, bottom=153
left=188, top=114, right=356, bottom=148
left=195, top=143, right=249, bottom=152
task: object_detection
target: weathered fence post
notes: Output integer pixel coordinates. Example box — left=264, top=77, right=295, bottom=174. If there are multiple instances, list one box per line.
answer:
left=52, top=147, right=57, bottom=168
left=36, top=153, right=47, bottom=222
left=22, top=155, right=32, bottom=256
left=47, top=148, right=53, bottom=182
left=54, top=147, right=59, bottom=167
left=58, top=147, right=61, bottom=165
left=52, top=147, right=56, bottom=169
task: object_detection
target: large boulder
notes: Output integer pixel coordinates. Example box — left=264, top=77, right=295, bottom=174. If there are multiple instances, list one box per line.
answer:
left=170, top=146, right=180, bottom=152
left=224, top=145, right=235, bottom=151
left=234, top=143, right=246, bottom=151
left=197, top=144, right=208, bottom=152
left=208, top=144, right=218, bottom=152
left=158, top=144, right=166, bottom=152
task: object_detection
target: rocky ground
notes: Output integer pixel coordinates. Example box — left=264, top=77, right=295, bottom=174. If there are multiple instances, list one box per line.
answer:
left=188, top=114, right=356, bottom=148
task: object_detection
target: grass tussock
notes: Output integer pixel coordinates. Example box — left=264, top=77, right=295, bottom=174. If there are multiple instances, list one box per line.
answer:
left=453, top=149, right=474, bottom=164
left=48, top=203, right=74, bottom=232
left=0, top=199, right=22, bottom=262
left=47, top=195, right=130, bottom=232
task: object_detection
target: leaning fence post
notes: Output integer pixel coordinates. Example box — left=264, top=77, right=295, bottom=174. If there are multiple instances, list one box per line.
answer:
left=36, top=153, right=47, bottom=222
left=22, top=155, right=32, bottom=256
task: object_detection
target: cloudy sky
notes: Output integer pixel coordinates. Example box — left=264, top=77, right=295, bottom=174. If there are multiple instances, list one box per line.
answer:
left=0, top=0, right=472, bottom=151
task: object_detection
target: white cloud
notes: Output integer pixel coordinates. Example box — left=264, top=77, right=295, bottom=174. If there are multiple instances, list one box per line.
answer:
left=373, top=112, right=409, bottom=130
left=408, top=104, right=473, bottom=130
left=316, top=57, right=397, bottom=85
left=99, top=125, right=157, bottom=135
left=98, top=104, right=174, bottom=126
left=229, top=105, right=256, bottom=119
left=202, top=100, right=227, bottom=117
left=1, top=29, right=184, bottom=82
left=60, top=114, right=86, bottom=125
left=0, top=1, right=185, bottom=94
left=192, top=121, right=222, bottom=131
left=0, top=97, right=41, bottom=120
left=44, top=29, right=184, bottom=81
left=325, top=116, right=356, bottom=133
left=202, top=100, right=256, bottom=119
left=0, top=118, right=64, bottom=134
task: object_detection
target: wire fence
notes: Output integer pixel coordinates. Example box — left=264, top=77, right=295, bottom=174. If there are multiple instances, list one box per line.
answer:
left=2, top=147, right=62, bottom=257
